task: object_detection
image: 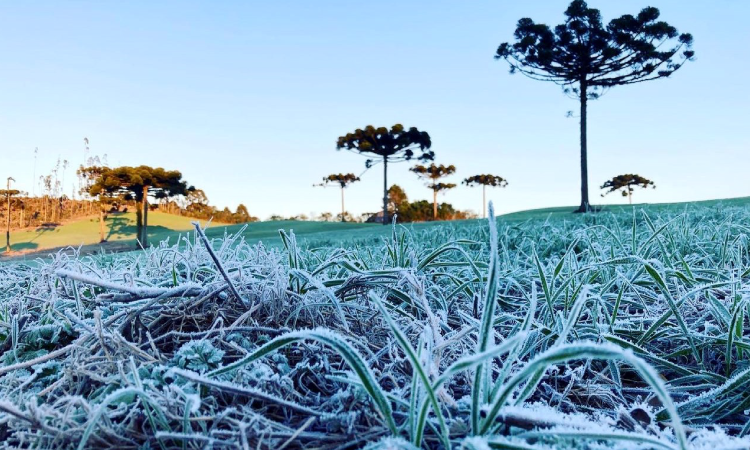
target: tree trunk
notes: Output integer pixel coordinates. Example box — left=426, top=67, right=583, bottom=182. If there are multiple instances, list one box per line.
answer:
left=577, top=80, right=590, bottom=213
left=433, top=189, right=438, bottom=220
left=629, top=192, right=632, bottom=205
left=482, top=185, right=486, bottom=219
left=141, top=185, right=149, bottom=247
left=382, top=157, right=388, bottom=225
left=5, top=191, right=10, bottom=252
left=341, top=187, right=346, bottom=222
left=135, top=200, right=143, bottom=248
left=99, top=208, right=106, bottom=242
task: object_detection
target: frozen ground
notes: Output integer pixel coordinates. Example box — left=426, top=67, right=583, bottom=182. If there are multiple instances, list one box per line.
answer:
left=1, top=203, right=750, bottom=449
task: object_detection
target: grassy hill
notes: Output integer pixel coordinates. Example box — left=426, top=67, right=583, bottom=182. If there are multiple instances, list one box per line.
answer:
left=1, top=212, right=380, bottom=261
left=499, top=195, right=750, bottom=221
left=4, top=212, right=215, bottom=254
left=3, top=196, right=750, bottom=261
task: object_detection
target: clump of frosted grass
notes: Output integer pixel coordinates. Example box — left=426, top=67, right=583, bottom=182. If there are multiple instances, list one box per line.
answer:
left=1, top=203, right=750, bottom=448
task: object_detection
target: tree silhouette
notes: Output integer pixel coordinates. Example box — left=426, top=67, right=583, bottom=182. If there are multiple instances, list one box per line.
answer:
left=600, top=174, right=655, bottom=204
left=495, top=0, right=693, bottom=212
left=410, top=164, right=457, bottom=220
left=336, top=124, right=433, bottom=224
left=81, top=166, right=190, bottom=247
left=319, top=173, right=360, bottom=222
left=463, top=174, right=508, bottom=219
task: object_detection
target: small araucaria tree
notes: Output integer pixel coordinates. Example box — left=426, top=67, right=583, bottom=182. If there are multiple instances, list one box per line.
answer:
left=1, top=183, right=19, bottom=252
left=82, top=165, right=191, bottom=247
left=319, top=173, right=360, bottom=222
left=337, top=124, right=433, bottom=224
left=601, top=174, right=655, bottom=204
left=463, top=174, right=508, bottom=219
left=410, top=163, right=457, bottom=220
left=495, top=0, right=693, bottom=212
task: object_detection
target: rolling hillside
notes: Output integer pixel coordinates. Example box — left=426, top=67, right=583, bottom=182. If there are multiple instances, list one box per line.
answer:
left=3, top=196, right=749, bottom=262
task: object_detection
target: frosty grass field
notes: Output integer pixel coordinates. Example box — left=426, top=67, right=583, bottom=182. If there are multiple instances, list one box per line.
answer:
left=3, top=202, right=750, bottom=450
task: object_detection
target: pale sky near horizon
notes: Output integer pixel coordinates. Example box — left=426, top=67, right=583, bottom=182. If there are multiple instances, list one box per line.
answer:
left=0, top=1, right=748, bottom=219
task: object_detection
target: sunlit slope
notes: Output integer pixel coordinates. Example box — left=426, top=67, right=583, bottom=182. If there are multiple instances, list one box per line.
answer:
left=5, top=196, right=750, bottom=255
left=7, top=212, right=215, bottom=252
left=5, top=212, right=378, bottom=254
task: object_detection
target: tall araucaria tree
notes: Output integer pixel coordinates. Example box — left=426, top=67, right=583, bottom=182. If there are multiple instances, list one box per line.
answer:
left=495, top=0, right=693, bottom=212
left=463, top=174, right=508, bottom=219
left=82, top=165, right=191, bottom=247
left=336, top=124, right=433, bottom=224
left=319, top=173, right=360, bottom=222
left=601, top=174, right=655, bottom=204
left=410, top=163, right=457, bottom=220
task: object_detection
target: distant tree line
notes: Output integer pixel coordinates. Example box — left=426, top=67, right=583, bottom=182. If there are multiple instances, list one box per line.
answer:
left=0, top=193, right=113, bottom=232
left=384, top=184, right=474, bottom=222
left=175, top=188, right=258, bottom=224
left=0, top=192, right=258, bottom=234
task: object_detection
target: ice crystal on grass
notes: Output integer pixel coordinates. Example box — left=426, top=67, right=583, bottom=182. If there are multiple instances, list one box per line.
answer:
left=173, top=340, right=225, bottom=372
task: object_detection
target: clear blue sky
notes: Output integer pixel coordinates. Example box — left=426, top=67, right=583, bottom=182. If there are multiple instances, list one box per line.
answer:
left=1, top=1, right=747, bottom=219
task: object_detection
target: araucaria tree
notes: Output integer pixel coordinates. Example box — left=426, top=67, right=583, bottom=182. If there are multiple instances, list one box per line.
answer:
left=336, top=124, right=432, bottom=224
left=410, top=163, right=457, bottom=220
left=82, top=165, right=190, bottom=247
left=1, top=182, right=19, bottom=252
left=495, top=0, right=693, bottom=212
left=320, top=173, right=360, bottom=222
left=601, top=174, right=655, bottom=204
left=463, top=174, right=508, bottom=218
